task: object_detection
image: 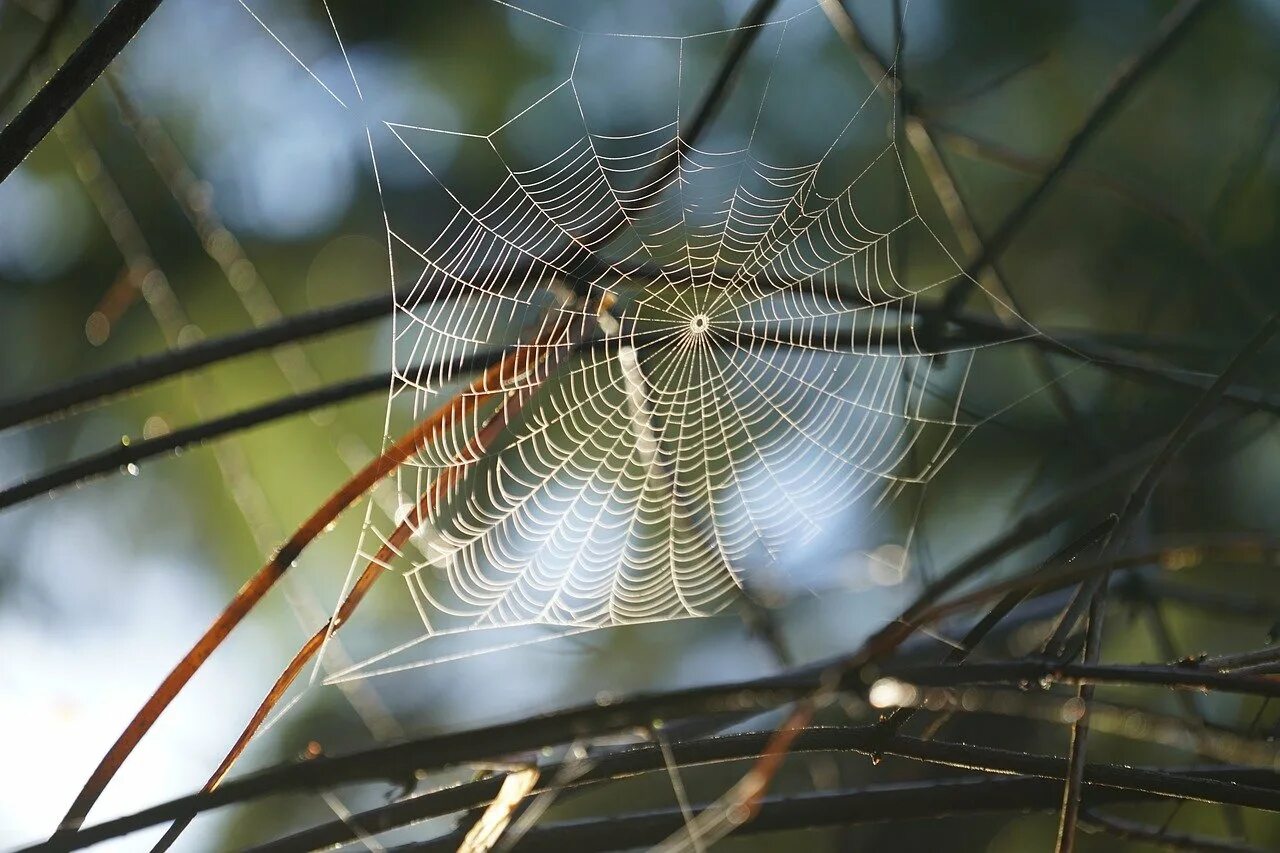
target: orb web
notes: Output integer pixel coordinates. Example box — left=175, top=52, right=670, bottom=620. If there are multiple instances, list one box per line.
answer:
left=234, top=0, right=1038, bottom=681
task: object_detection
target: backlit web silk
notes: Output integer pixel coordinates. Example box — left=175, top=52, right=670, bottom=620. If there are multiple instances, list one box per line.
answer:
left=237, top=0, right=1034, bottom=679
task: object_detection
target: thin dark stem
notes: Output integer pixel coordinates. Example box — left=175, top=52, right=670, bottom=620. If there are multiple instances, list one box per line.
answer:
left=0, top=0, right=164, bottom=183
left=0, top=294, right=392, bottom=431
left=1056, top=588, right=1106, bottom=852
left=936, top=0, right=1210, bottom=320
left=1112, top=310, right=1280, bottom=545
left=878, top=515, right=1117, bottom=733
left=1081, top=809, right=1267, bottom=853
left=826, top=0, right=1095, bottom=444
left=681, top=0, right=778, bottom=146
left=1054, top=306, right=1280, bottom=850
left=930, top=123, right=1261, bottom=316
left=0, top=370, right=391, bottom=511
left=4, top=270, right=1277, bottom=436
left=882, top=659, right=1280, bottom=700
left=13, top=317, right=1277, bottom=513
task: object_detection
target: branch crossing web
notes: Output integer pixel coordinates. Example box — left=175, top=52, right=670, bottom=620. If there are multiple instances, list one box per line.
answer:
left=237, top=0, right=1041, bottom=681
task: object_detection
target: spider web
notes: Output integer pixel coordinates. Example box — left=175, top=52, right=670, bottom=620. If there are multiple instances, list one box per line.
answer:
left=236, top=0, right=1040, bottom=683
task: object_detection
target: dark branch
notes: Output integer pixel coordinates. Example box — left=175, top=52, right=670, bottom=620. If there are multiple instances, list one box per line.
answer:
left=0, top=0, right=165, bottom=183
left=33, top=724, right=1280, bottom=852
left=9, top=317, right=1278, bottom=514
left=883, top=659, right=1280, bottom=701
left=388, top=774, right=1275, bottom=853
left=0, top=370, right=394, bottom=512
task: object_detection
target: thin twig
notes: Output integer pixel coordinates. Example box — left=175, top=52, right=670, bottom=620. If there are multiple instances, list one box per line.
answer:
left=930, top=122, right=1261, bottom=315
left=883, top=659, right=1280, bottom=700
left=878, top=515, right=1117, bottom=734
left=0, top=369, right=398, bottom=511
left=1081, top=809, right=1268, bottom=853
left=12, top=309, right=1280, bottom=513
left=5, top=274, right=1277, bottom=437
left=935, top=0, right=1211, bottom=320
left=1056, top=306, right=1280, bottom=850
left=823, top=0, right=1092, bottom=441
left=0, top=293, right=393, bottom=430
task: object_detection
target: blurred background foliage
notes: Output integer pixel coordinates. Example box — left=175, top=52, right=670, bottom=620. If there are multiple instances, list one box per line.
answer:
left=2, top=0, right=1280, bottom=850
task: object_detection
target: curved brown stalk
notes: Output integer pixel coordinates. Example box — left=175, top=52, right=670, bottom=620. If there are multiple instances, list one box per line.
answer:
left=150, top=333, right=572, bottom=851
left=56, top=322, right=570, bottom=836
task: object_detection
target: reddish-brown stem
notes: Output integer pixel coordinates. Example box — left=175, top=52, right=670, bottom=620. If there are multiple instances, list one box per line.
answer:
left=57, top=323, right=569, bottom=835
left=150, top=333, right=570, bottom=850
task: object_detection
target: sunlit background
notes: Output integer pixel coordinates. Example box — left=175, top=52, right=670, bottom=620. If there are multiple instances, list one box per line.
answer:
left=3, top=0, right=1280, bottom=850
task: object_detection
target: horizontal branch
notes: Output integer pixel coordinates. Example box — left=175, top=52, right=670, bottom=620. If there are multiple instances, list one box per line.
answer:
left=36, top=710, right=1280, bottom=850
left=250, top=729, right=1280, bottom=853
left=390, top=772, right=1273, bottom=853
left=6, top=314, right=1279, bottom=513
left=6, top=273, right=1276, bottom=437
left=883, top=659, right=1280, bottom=700
left=0, top=257, right=662, bottom=432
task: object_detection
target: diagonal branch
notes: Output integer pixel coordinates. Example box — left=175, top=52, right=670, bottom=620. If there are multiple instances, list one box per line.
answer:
left=0, top=294, right=392, bottom=431
left=0, top=0, right=163, bottom=182
left=51, top=321, right=569, bottom=836
left=936, top=0, right=1211, bottom=321
left=0, top=368, right=396, bottom=511
left=1056, top=306, right=1280, bottom=852
left=149, top=324, right=580, bottom=851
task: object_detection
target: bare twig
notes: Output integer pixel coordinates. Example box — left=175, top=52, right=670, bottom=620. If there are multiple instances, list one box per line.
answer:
left=878, top=516, right=1117, bottom=734
left=4, top=271, right=1277, bottom=439
left=0, top=293, right=393, bottom=430
left=822, top=0, right=1092, bottom=439
left=882, top=659, right=1280, bottom=700
left=0, top=369, right=399, bottom=511
left=1056, top=306, right=1280, bottom=850
left=936, top=0, right=1210, bottom=321
left=1081, top=809, right=1268, bottom=853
